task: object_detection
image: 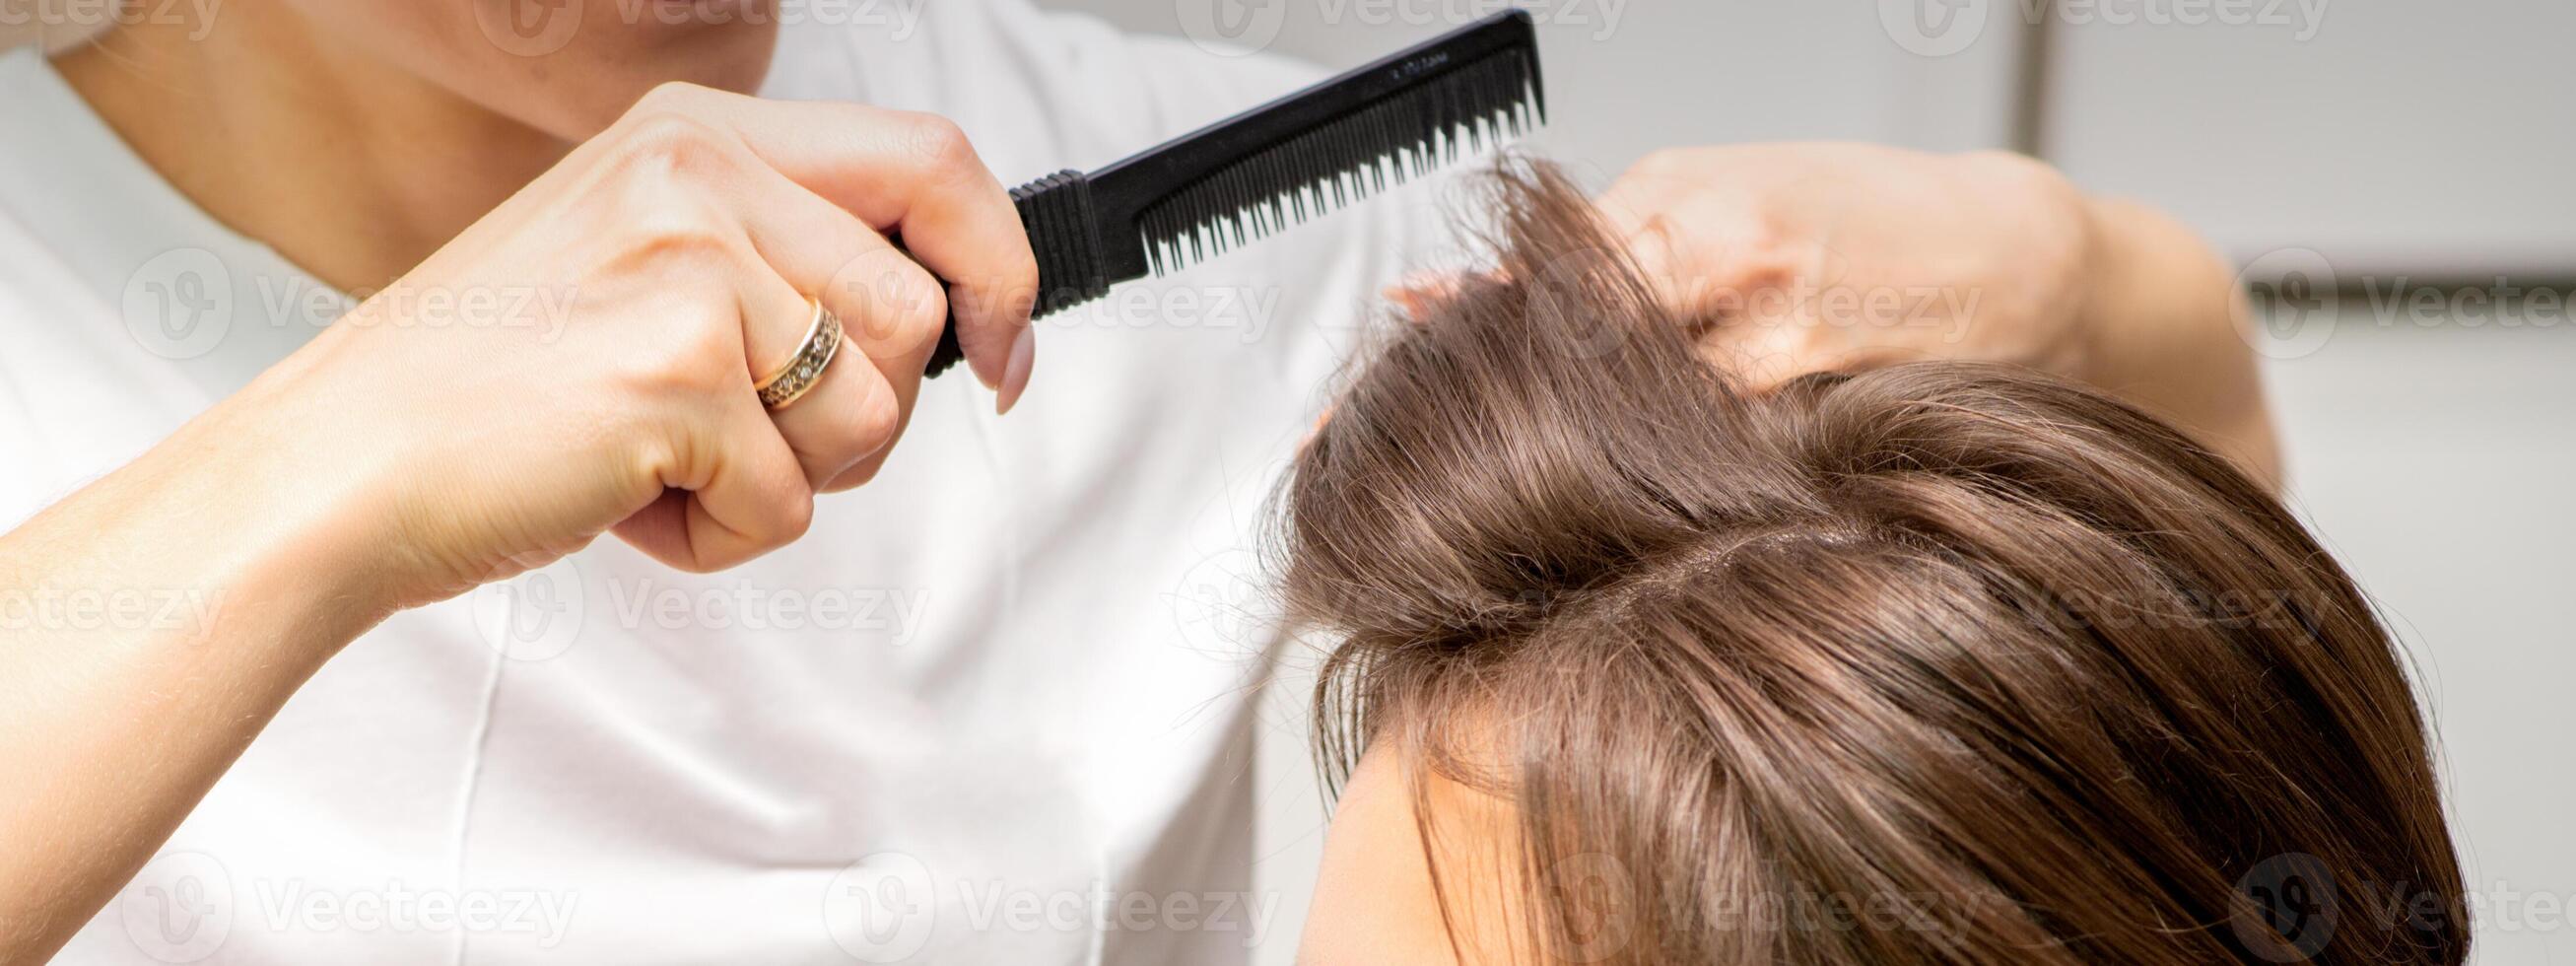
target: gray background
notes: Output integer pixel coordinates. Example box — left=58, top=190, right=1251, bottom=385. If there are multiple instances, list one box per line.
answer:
left=7, top=1, right=2562, bottom=959
left=1031, top=1, right=2576, bottom=962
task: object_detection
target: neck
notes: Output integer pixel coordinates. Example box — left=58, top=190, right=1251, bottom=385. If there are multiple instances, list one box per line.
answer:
left=55, top=12, right=571, bottom=294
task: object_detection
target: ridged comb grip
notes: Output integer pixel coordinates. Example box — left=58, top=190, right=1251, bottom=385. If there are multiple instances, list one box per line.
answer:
left=923, top=170, right=1111, bottom=378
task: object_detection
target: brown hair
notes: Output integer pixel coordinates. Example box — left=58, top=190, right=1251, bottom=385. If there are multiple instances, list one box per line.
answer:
left=1278, top=161, right=2466, bottom=964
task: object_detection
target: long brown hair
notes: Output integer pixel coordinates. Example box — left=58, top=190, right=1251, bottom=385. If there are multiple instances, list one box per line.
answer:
left=1277, top=161, right=2466, bottom=964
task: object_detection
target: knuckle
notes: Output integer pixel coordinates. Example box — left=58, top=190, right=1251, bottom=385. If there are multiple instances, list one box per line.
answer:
left=1957, top=149, right=2087, bottom=233
left=634, top=80, right=715, bottom=116
left=630, top=217, right=737, bottom=265
left=821, top=459, right=882, bottom=495
left=591, top=178, right=730, bottom=244
left=717, top=464, right=816, bottom=558
left=844, top=375, right=904, bottom=451
left=608, top=110, right=736, bottom=178
left=902, top=113, right=979, bottom=171
left=603, top=197, right=743, bottom=271
left=1635, top=147, right=1707, bottom=175
left=620, top=303, right=741, bottom=401
left=803, top=394, right=902, bottom=487
left=669, top=554, right=726, bottom=576
left=840, top=262, right=949, bottom=355
left=767, top=487, right=816, bottom=545
left=1955, top=147, right=2033, bottom=171
left=885, top=274, right=952, bottom=357
left=623, top=353, right=730, bottom=410
left=1958, top=149, right=2066, bottom=193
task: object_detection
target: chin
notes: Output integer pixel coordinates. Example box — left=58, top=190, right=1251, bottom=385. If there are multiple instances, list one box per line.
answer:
left=464, top=3, right=782, bottom=141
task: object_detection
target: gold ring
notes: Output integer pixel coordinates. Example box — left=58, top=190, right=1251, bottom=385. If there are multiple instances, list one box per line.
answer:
left=756, top=299, right=843, bottom=410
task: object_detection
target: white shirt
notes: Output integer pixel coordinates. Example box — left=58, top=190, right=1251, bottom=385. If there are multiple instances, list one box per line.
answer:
left=0, top=3, right=1437, bottom=961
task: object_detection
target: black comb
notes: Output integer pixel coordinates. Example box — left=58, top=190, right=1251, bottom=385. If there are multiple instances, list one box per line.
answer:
left=923, top=9, right=1545, bottom=377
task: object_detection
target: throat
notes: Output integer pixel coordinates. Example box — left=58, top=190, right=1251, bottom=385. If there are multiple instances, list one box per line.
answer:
left=52, top=15, right=573, bottom=296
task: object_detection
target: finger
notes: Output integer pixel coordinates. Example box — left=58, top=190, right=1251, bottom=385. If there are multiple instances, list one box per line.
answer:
left=642, top=85, right=1039, bottom=399
left=816, top=252, right=947, bottom=493
left=1592, top=180, right=1796, bottom=327
left=1380, top=273, right=1489, bottom=323
left=732, top=168, right=948, bottom=491
left=808, top=250, right=942, bottom=491
left=1304, top=404, right=1337, bottom=449
left=1699, top=307, right=1922, bottom=390
left=611, top=390, right=817, bottom=573
left=736, top=269, right=906, bottom=491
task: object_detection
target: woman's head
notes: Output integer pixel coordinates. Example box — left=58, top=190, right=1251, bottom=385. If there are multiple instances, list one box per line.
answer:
left=1283, top=162, right=2465, bottom=964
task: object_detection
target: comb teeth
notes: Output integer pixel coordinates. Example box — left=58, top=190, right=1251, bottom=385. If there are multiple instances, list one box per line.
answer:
left=1138, top=48, right=1543, bottom=277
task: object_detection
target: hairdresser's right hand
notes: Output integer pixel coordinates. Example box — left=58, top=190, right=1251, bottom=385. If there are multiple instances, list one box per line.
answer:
left=0, top=85, right=1043, bottom=962
left=240, top=83, right=1039, bottom=608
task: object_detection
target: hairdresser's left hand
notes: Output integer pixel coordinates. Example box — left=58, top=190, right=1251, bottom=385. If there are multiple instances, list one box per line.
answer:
left=1383, top=143, right=2277, bottom=484
left=1583, top=143, right=2097, bottom=386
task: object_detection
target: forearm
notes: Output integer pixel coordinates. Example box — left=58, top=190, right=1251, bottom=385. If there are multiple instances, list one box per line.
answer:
left=0, top=401, right=391, bottom=963
left=2075, top=195, right=2282, bottom=488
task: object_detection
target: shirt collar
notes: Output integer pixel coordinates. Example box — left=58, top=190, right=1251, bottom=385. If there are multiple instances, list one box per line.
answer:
left=0, top=46, right=340, bottom=400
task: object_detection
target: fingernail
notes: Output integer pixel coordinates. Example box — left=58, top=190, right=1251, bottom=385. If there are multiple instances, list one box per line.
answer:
left=960, top=300, right=1006, bottom=392
left=968, top=331, right=1005, bottom=392
left=996, top=325, right=1037, bottom=416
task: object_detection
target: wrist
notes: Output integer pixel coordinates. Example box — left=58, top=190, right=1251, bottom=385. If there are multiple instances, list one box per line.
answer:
left=2062, top=194, right=2283, bottom=486
left=2069, top=194, right=2223, bottom=385
left=129, top=375, right=415, bottom=656
left=0, top=457, right=382, bottom=682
